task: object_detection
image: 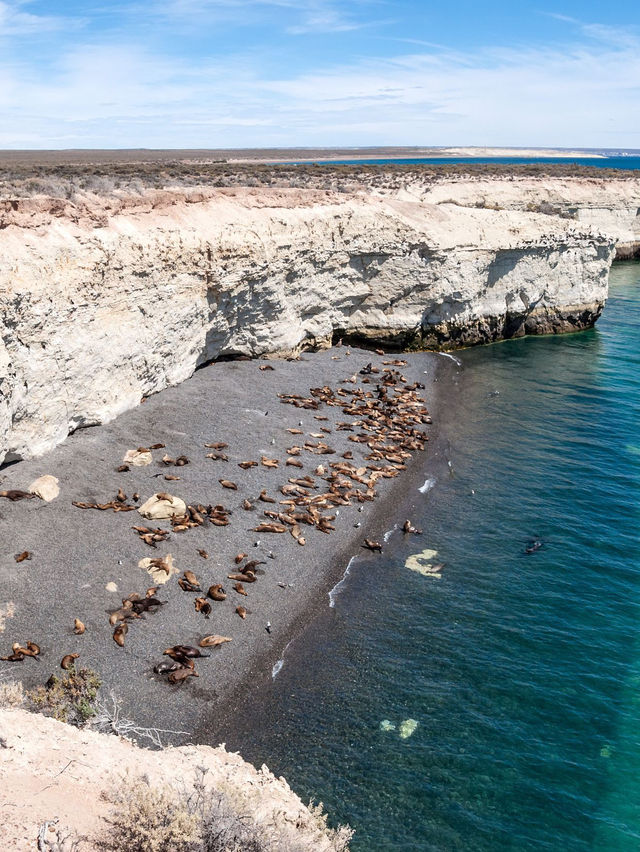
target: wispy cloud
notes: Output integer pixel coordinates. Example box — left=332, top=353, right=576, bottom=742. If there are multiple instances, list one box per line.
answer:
left=0, top=7, right=638, bottom=148
left=0, top=0, right=70, bottom=35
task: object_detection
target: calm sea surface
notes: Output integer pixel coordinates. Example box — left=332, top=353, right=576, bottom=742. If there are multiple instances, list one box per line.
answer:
left=221, top=262, right=640, bottom=851
left=283, top=156, right=640, bottom=170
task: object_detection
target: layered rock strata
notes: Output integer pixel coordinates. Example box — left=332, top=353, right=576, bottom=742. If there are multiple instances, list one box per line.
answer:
left=0, top=182, right=620, bottom=464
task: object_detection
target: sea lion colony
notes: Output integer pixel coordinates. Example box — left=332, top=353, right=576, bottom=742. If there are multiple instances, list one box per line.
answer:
left=1, top=353, right=430, bottom=688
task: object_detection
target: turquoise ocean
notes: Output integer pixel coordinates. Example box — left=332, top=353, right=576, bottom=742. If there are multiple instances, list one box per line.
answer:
left=222, top=260, right=640, bottom=850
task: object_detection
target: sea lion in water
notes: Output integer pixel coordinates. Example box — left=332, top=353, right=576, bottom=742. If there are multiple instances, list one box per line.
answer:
left=525, top=540, right=543, bottom=554
left=402, top=520, right=422, bottom=535
left=208, top=584, right=227, bottom=602
left=60, top=653, right=79, bottom=670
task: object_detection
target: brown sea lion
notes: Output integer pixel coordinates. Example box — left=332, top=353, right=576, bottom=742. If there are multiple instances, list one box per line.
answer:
left=113, top=623, right=128, bottom=647
left=73, top=619, right=85, bottom=635
left=61, top=653, right=79, bottom=670
left=233, top=582, right=248, bottom=596
left=14, top=551, right=31, bottom=563
left=164, top=645, right=209, bottom=660
left=197, top=549, right=209, bottom=559
left=362, top=539, right=383, bottom=553
left=0, top=490, right=35, bottom=501
left=199, top=635, right=232, bottom=648
left=236, top=606, right=248, bottom=619
left=168, top=668, right=199, bottom=685
left=194, top=597, right=212, bottom=617
left=208, top=584, right=227, bottom=602
left=219, top=479, right=237, bottom=490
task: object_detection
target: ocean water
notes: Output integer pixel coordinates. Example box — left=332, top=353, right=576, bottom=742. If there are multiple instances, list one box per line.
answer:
left=283, top=156, right=640, bottom=170
left=221, top=262, right=640, bottom=851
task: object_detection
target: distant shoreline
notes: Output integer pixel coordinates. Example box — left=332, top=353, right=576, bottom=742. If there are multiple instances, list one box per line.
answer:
left=229, top=147, right=608, bottom=164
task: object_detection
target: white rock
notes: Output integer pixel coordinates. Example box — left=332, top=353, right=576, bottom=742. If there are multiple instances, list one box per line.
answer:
left=0, top=177, right=636, bottom=465
left=138, top=493, right=186, bottom=520
left=28, top=474, right=59, bottom=501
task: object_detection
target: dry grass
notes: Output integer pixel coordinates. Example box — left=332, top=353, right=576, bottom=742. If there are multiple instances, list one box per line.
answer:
left=98, top=769, right=353, bottom=852
left=0, top=679, right=25, bottom=708
left=26, top=667, right=101, bottom=726
left=0, top=160, right=634, bottom=202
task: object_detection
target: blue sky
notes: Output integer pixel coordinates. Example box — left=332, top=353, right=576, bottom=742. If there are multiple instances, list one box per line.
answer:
left=0, top=1, right=638, bottom=149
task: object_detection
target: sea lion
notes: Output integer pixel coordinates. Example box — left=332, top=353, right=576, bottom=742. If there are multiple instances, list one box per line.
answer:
left=117, top=464, right=130, bottom=473
left=227, top=572, right=257, bottom=583
left=234, top=552, right=247, bottom=564
left=402, top=520, right=422, bottom=535
left=199, top=635, right=232, bottom=648
left=164, top=474, right=180, bottom=481
left=184, top=570, right=200, bottom=587
left=179, top=577, right=200, bottom=593
left=0, top=651, right=25, bottom=662
left=525, top=540, right=543, bottom=554
left=208, top=584, right=227, bottom=602
left=14, top=551, right=31, bottom=563
left=261, top=457, right=279, bottom=468
left=243, top=560, right=265, bottom=571
left=219, top=479, right=237, bottom=490
left=194, top=597, right=212, bottom=617
left=259, top=364, right=274, bottom=371
left=149, top=443, right=166, bottom=450
left=153, top=660, right=182, bottom=674
left=113, top=623, right=128, bottom=647
left=258, top=490, right=276, bottom=503
left=168, top=668, right=199, bottom=685
left=204, top=441, right=228, bottom=449
left=164, top=645, right=209, bottom=660
left=242, top=499, right=255, bottom=510
left=61, top=653, right=79, bottom=670
left=12, top=642, right=40, bottom=660
left=362, top=539, right=383, bottom=553
left=0, top=490, right=35, bottom=501
left=197, top=549, right=209, bottom=559
left=73, top=619, right=85, bottom=635
left=286, top=459, right=303, bottom=468
left=233, top=582, right=248, bottom=596
left=175, top=455, right=190, bottom=466
left=252, top=522, right=287, bottom=533
left=238, top=461, right=258, bottom=469
left=236, top=606, right=248, bottom=619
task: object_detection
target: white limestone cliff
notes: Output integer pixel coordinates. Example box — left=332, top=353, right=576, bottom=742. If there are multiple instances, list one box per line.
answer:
left=0, top=175, right=634, bottom=465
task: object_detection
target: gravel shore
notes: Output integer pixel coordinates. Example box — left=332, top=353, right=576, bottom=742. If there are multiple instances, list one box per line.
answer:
left=0, top=346, right=447, bottom=744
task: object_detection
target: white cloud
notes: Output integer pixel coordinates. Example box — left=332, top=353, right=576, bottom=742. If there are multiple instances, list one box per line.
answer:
left=0, top=21, right=638, bottom=147
left=0, top=0, right=71, bottom=35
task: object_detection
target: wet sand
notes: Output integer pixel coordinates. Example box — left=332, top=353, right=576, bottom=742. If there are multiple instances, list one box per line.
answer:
left=0, top=347, right=448, bottom=744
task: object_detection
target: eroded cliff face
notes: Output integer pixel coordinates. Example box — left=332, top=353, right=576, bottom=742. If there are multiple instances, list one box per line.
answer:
left=0, top=180, right=620, bottom=464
